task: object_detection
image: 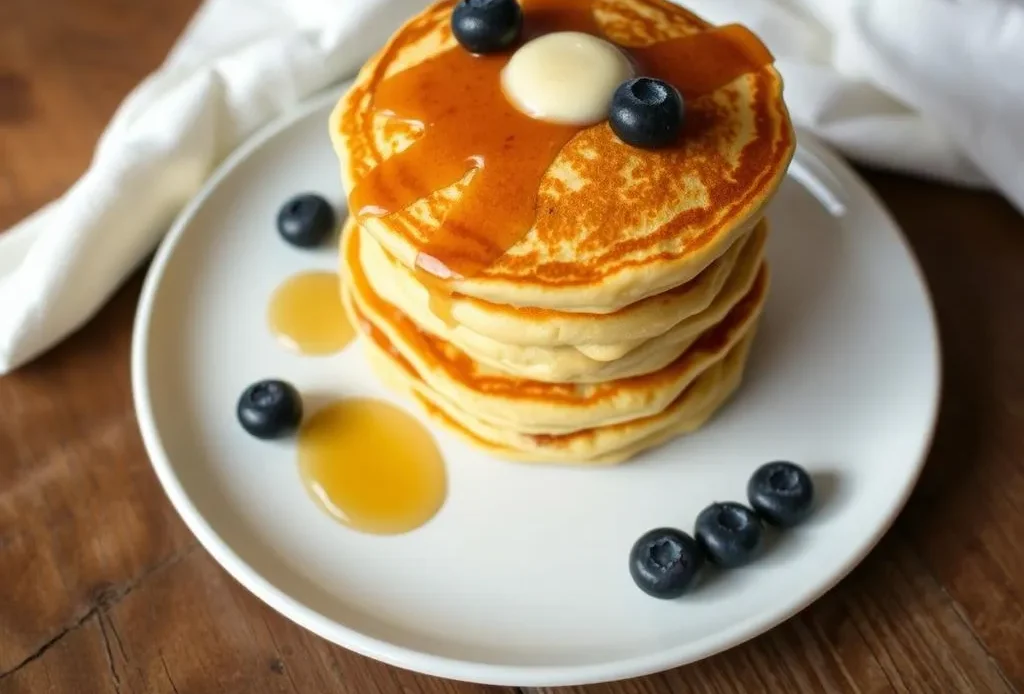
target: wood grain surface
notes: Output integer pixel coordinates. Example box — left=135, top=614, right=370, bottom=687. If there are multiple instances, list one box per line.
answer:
left=2, top=1, right=1023, bottom=692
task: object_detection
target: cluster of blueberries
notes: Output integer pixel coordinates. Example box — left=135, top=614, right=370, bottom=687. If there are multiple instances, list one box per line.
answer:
left=452, top=0, right=686, bottom=149
left=236, top=194, right=337, bottom=440
left=630, top=461, right=815, bottom=598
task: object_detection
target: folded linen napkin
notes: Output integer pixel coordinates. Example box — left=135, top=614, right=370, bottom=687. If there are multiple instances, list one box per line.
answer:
left=1, top=0, right=1021, bottom=374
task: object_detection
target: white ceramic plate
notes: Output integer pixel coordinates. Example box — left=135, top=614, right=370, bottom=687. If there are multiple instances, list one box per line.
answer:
left=132, top=88, right=940, bottom=687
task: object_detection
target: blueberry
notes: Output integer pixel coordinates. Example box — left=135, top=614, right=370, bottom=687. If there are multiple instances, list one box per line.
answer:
left=452, top=0, right=522, bottom=54
left=695, top=502, right=763, bottom=568
left=609, top=77, right=685, bottom=149
left=629, top=528, right=704, bottom=598
left=237, top=380, right=303, bottom=440
left=748, top=461, right=815, bottom=527
left=277, top=194, right=335, bottom=248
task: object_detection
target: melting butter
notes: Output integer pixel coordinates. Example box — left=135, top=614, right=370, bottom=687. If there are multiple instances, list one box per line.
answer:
left=502, top=32, right=634, bottom=126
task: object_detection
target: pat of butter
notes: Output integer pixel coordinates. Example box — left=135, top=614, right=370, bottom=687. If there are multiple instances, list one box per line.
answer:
left=502, top=32, right=634, bottom=126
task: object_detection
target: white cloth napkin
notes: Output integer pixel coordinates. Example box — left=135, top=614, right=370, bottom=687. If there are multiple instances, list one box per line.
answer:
left=1, top=0, right=1021, bottom=374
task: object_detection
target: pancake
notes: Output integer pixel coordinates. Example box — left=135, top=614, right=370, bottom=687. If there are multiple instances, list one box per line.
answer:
left=358, top=215, right=766, bottom=357
left=358, top=218, right=767, bottom=382
left=361, top=318, right=754, bottom=464
left=330, top=0, right=795, bottom=312
left=341, top=222, right=768, bottom=433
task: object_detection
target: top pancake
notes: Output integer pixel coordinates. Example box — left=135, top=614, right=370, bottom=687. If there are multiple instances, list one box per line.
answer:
left=331, top=0, right=794, bottom=312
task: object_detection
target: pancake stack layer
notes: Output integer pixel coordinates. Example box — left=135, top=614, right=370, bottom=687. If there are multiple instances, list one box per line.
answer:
left=331, top=0, right=795, bottom=464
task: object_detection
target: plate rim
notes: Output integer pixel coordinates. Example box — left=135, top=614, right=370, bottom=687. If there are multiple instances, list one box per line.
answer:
left=131, top=87, right=942, bottom=687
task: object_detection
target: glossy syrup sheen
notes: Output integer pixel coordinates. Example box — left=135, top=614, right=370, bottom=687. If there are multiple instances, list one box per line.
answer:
left=348, top=0, right=774, bottom=279
left=298, top=398, right=447, bottom=535
left=268, top=271, right=354, bottom=355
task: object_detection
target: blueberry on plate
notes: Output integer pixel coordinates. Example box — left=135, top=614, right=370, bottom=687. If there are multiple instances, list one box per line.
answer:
left=748, top=461, right=815, bottom=527
left=237, top=379, right=303, bottom=440
left=609, top=77, right=685, bottom=149
left=452, top=0, right=522, bottom=54
left=277, top=193, right=335, bottom=248
left=695, top=502, right=763, bottom=568
left=629, top=527, right=704, bottom=598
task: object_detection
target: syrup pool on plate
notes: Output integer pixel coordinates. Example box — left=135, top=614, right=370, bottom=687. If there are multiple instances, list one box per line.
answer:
left=268, top=271, right=354, bottom=355
left=298, top=398, right=447, bottom=534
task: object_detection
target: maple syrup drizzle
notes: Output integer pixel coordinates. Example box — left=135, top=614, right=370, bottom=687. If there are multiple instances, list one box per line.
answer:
left=298, top=398, right=446, bottom=535
left=414, top=268, right=459, bottom=328
left=348, top=0, right=774, bottom=279
left=268, top=271, right=354, bottom=355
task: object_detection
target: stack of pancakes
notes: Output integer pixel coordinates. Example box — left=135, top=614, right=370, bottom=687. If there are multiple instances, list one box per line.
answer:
left=331, top=0, right=795, bottom=464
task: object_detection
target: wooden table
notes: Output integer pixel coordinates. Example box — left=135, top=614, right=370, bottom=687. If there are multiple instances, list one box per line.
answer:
left=2, top=1, right=1023, bottom=692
